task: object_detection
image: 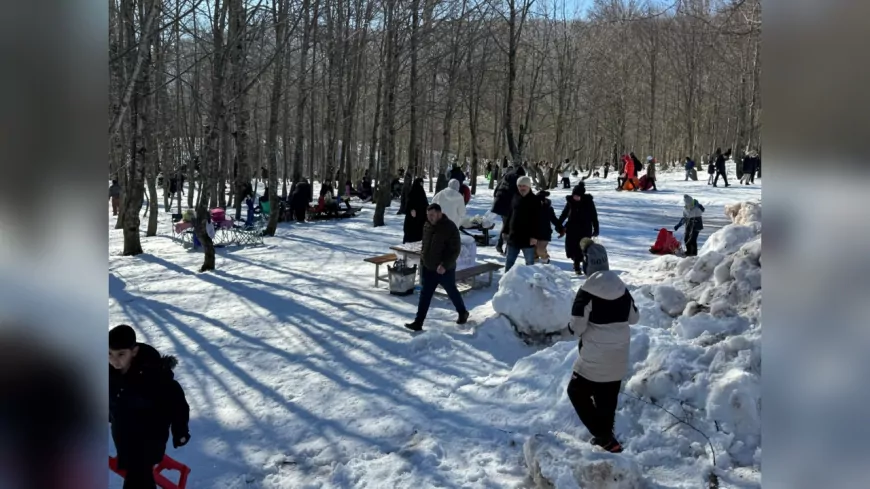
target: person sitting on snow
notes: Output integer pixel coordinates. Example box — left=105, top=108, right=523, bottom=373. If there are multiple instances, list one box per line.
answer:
left=674, top=194, right=705, bottom=257
left=566, top=252, right=639, bottom=454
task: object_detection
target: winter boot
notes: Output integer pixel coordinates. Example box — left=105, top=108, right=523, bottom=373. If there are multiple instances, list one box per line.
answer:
left=496, top=243, right=505, bottom=255
left=404, top=321, right=423, bottom=332
left=456, top=311, right=470, bottom=325
left=592, top=436, right=623, bottom=453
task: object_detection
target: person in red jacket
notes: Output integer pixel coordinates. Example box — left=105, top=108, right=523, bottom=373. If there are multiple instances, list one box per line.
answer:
left=459, top=183, right=471, bottom=205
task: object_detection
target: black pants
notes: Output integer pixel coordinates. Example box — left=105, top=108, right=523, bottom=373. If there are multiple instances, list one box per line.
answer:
left=123, top=462, right=156, bottom=489
left=713, top=170, right=729, bottom=186
left=603, top=168, right=609, bottom=179
left=562, top=177, right=571, bottom=189
left=650, top=177, right=658, bottom=191
left=415, top=267, right=467, bottom=323
left=566, top=373, right=621, bottom=441
left=685, top=227, right=700, bottom=256
left=294, top=206, right=307, bottom=222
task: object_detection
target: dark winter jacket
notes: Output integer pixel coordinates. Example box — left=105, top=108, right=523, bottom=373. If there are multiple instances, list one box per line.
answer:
left=569, top=271, right=639, bottom=382
left=630, top=153, right=643, bottom=174
left=676, top=196, right=705, bottom=235
left=538, top=196, right=564, bottom=242
left=685, top=159, right=696, bottom=171
left=403, top=180, right=429, bottom=243
left=715, top=153, right=727, bottom=173
left=491, top=166, right=525, bottom=217
left=742, top=156, right=759, bottom=176
left=109, top=183, right=121, bottom=199
left=109, top=343, right=189, bottom=470
left=504, top=191, right=543, bottom=248
left=449, top=166, right=466, bottom=184
left=707, top=159, right=716, bottom=175
left=291, top=181, right=313, bottom=208
left=421, top=215, right=461, bottom=271
left=559, top=194, right=599, bottom=260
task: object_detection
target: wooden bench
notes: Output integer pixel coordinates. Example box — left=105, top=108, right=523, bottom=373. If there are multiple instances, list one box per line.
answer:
left=454, top=262, right=503, bottom=291
left=363, top=253, right=398, bottom=287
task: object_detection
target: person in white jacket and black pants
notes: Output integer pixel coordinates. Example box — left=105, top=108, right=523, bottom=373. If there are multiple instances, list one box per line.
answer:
left=566, top=253, right=639, bottom=453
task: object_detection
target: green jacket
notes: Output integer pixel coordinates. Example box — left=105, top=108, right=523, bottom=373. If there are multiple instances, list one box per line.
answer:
left=421, top=215, right=461, bottom=271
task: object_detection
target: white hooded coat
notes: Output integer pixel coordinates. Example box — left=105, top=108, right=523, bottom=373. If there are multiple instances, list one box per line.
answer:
left=432, top=179, right=467, bottom=227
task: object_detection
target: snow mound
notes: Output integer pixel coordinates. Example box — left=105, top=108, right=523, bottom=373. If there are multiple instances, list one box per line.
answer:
left=652, top=285, right=688, bottom=317
left=725, top=200, right=761, bottom=227
left=699, top=224, right=757, bottom=256
left=492, top=264, right=576, bottom=337
left=524, top=432, right=645, bottom=489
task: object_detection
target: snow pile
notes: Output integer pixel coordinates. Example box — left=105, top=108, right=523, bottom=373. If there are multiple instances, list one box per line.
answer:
left=524, top=432, right=644, bottom=489
left=652, top=285, right=688, bottom=317
left=492, top=263, right=576, bottom=339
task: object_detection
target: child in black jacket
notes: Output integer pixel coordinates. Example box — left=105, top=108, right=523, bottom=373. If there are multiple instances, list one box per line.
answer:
left=109, top=325, right=190, bottom=489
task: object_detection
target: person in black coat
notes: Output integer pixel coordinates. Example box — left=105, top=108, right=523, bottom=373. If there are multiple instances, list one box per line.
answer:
left=629, top=152, right=643, bottom=175
left=449, top=164, right=466, bottom=184
left=712, top=147, right=730, bottom=187
left=503, top=176, right=543, bottom=271
left=559, top=183, right=600, bottom=274
left=491, top=166, right=526, bottom=254
left=290, top=179, right=312, bottom=222
left=109, top=325, right=190, bottom=489
left=535, top=190, right=564, bottom=264
left=403, top=178, right=429, bottom=243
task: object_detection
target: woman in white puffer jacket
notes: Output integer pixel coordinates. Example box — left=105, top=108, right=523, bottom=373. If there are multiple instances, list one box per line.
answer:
left=432, top=179, right=467, bottom=227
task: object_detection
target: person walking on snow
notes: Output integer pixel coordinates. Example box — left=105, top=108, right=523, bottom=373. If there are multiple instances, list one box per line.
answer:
left=706, top=155, right=716, bottom=185
left=741, top=150, right=760, bottom=185
left=432, top=178, right=467, bottom=227
left=645, top=156, right=658, bottom=191
left=712, top=148, right=731, bottom=187
left=110, top=179, right=122, bottom=216
left=566, top=254, right=639, bottom=454
left=559, top=183, right=600, bottom=274
left=560, top=160, right=572, bottom=189
left=503, top=175, right=543, bottom=271
left=535, top=190, right=564, bottom=264
left=684, top=156, right=696, bottom=181
left=110, top=325, right=190, bottom=489
left=674, top=194, right=705, bottom=256
left=405, top=204, right=469, bottom=331
left=491, top=165, right=526, bottom=255
left=403, top=178, right=429, bottom=243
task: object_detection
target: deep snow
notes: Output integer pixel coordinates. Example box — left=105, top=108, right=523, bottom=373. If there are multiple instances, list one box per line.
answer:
left=109, top=163, right=761, bottom=488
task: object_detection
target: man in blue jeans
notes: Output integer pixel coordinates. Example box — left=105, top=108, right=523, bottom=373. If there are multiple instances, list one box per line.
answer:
left=405, top=204, right=469, bottom=331
left=503, top=176, right=543, bottom=272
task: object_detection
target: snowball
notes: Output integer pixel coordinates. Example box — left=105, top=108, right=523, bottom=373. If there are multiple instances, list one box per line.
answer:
left=492, top=264, right=576, bottom=336
left=699, top=224, right=758, bottom=256
left=686, top=251, right=725, bottom=283
left=524, top=432, right=645, bottom=489
left=674, top=313, right=750, bottom=340
left=653, top=285, right=688, bottom=317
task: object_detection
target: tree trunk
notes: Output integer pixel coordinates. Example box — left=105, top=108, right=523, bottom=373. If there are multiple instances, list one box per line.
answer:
left=373, top=0, right=398, bottom=227
left=264, top=0, right=289, bottom=236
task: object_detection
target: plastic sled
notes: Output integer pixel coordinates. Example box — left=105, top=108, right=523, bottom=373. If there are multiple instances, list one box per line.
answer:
left=109, top=455, right=191, bottom=489
left=638, top=175, right=654, bottom=191
left=649, top=228, right=681, bottom=255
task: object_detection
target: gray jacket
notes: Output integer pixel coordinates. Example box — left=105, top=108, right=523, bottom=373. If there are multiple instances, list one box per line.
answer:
left=569, top=271, right=639, bottom=382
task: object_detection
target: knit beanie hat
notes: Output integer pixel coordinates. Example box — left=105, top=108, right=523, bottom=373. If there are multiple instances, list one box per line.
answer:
left=572, top=183, right=586, bottom=196
left=109, top=324, right=137, bottom=350
left=516, top=175, right=532, bottom=188
left=581, top=240, right=610, bottom=276
left=646, top=155, right=654, bottom=162
left=683, top=194, right=694, bottom=208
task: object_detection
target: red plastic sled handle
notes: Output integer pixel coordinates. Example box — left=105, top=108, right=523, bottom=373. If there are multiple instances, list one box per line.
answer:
left=109, top=455, right=190, bottom=489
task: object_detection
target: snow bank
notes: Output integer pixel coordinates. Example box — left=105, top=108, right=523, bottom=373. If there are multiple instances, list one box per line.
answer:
left=524, top=432, right=644, bottom=489
left=492, top=264, right=576, bottom=338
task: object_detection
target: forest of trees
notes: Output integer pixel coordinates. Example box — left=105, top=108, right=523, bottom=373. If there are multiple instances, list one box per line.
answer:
left=109, top=0, right=761, bottom=269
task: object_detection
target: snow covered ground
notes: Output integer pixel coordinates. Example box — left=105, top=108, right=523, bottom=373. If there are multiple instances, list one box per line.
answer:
left=109, top=163, right=761, bottom=488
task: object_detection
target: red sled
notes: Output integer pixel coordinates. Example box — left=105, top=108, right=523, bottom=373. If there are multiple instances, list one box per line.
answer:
left=109, top=455, right=191, bottom=489
left=649, top=228, right=682, bottom=255
left=638, top=175, right=654, bottom=191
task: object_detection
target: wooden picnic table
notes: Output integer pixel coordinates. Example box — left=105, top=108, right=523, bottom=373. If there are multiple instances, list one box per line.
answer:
left=460, top=222, right=496, bottom=246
